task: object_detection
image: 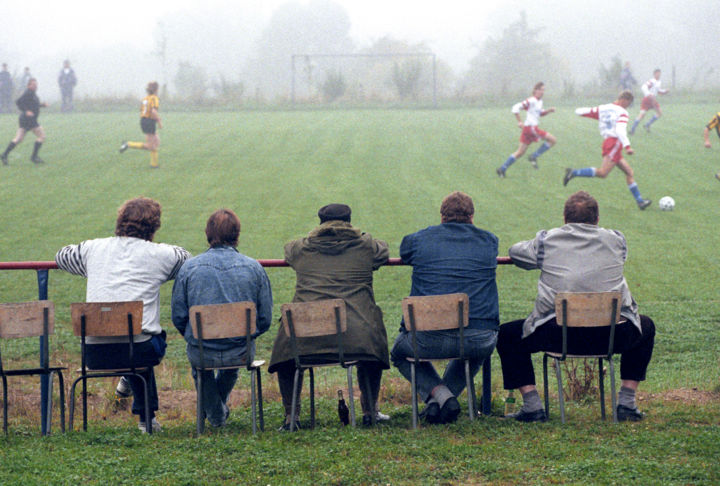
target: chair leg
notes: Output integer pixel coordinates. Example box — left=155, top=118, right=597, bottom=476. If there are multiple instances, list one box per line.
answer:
left=290, top=368, right=300, bottom=432
left=137, top=374, right=151, bottom=434
left=346, top=366, right=356, bottom=427
left=554, top=358, right=565, bottom=424
left=609, top=358, right=618, bottom=423
left=256, top=368, right=264, bottom=432
left=598, top=358, right=606, bottom=420
left=45, top=371, right=53, bottom=435
left=464, top=360, right=474, bottom=421
left=410, top=362, right=418, bottom=430
left=81, top=376, right=88, bottom=432
left=56, top=371, right=66, bottom=433
left=542, top=354, right=550, bottom=419
left=309, top=368, right=316, bottom=429
left=2, top=374, right=7, bottom=435
left=250, top=368, right=257, bottom=435
left=481, top=357, right=491, bottom=416
left=196, top=369, right=205, bottom=435
left=68, top=376, right=81, bottom=432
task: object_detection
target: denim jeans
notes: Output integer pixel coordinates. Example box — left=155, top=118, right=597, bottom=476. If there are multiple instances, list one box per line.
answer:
left=391, top=328, right=497, bottom=402
left=186, top=343, right=252, bottom=426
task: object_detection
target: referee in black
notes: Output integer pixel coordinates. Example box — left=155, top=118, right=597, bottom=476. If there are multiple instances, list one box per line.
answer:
left=1, top=78, right=47, bottom=165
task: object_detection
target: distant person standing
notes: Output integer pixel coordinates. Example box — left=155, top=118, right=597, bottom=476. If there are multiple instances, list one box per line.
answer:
left=58, top=59, right=77, bottom=113
left=19, top=67, right=31, bottom=94
left=629, top=69, right=669, bottom=134
left=702, top=111, right=720, bottom=181
left=119, top=81, right=162, bottom=168
left=496, top=82, right=557, bottom=177
left=0, top=64, right=12, bottom=113
left=619, top=61, right=637, bottom=91
left=563, top=90, right=652, bottom=210
left=1, top=78, right=47, bottom=165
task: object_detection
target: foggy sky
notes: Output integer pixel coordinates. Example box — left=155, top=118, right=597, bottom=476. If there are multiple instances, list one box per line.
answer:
left=1, top=0, right=717, bottom=101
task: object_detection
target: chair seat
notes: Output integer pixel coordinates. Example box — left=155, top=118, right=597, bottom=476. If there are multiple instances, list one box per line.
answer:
left=298, top=360, right=359, bottom=370
left=196, top=360, right=266, bottom=372
left=545, top=352, right=612, bottom=359
left=2, top=367, right=67, bottom=377
left=405, top=356, right=468, bottom=363
left=76, top=367, right=149, bottom=373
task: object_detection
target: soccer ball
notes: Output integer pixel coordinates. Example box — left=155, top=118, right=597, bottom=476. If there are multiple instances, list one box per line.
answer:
left=659, top=196, right=675, bottom=211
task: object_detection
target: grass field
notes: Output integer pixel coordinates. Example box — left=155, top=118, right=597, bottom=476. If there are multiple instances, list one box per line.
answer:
left=0, top=104, right=718, bottom=485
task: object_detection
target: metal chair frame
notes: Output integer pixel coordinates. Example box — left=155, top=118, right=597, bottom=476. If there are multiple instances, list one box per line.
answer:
left=0, top=301, right=66, bottom=435
left=542, top=292, right=621, bottom=424
left=190, top=302, right=264, bottom=435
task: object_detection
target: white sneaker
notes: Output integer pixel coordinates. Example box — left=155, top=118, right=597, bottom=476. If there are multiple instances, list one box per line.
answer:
left=138, top=417, right=162, bottom=433
left=116, top=376, right=133, bottom=398
left=375, top=411, right=390, bottom=421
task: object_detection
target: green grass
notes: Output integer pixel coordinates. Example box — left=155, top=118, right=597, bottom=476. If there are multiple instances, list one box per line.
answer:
left=0, top=105, right=718, bottom=484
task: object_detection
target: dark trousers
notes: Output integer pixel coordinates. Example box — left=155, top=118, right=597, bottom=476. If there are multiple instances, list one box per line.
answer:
left=497, top=315, right=655, bottom=390
left=275, top=360, right=383, bottom=417
left=85, top=333, right=166, bottom=420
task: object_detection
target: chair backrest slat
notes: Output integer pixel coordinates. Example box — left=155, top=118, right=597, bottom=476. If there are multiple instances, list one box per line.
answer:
left=70, top=301, right=143, bottom=337
left=189, top=302, right=257, bottom=339
left=0, top=301, right=54, bottom=339
left=401, top=294, right=469, bottom=331
left=280, top=299, right=347, bottom=337
left=554, top=292, right=622, bottom=328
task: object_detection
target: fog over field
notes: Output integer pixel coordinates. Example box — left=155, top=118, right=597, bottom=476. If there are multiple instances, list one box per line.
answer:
left=0, top=0, right=717, bottom=101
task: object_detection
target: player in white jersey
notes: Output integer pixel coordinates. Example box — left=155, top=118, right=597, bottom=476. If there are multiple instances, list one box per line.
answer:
left=629, top=69, right=669, bottom=134
left=563, top=91, right=651, bottom=210
left=496, top=82, right=556, bottom=177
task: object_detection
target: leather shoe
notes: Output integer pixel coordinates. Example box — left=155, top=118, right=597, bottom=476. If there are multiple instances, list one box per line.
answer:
left=440, top=397, right=461, bottom=424
left=506, top=408, right=547, bottom=423
left=617, top=404, right=644, bottom=422
left=422, top=402, right=441, bottom=424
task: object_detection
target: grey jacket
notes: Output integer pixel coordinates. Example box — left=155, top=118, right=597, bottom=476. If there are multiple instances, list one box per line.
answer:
left=509, top=223, right=641, bottom=338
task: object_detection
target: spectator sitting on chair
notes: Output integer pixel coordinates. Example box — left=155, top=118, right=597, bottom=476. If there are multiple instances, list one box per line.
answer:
left=55, top=197, right=190, bottom=432
left=496, top=191, right=655, bottom=422
left=171, top=209, right=273, bottom=428
left=268, top=203, right=390, bottom=429
left=391, top=191, right=499, bottom=424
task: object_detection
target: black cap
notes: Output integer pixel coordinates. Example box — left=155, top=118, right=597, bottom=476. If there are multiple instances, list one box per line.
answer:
left=318, top=203, right=351, bottom=223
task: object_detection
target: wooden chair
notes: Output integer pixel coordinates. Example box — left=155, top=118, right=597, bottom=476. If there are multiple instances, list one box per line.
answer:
left=542, top=292, right=622, bottom=423
left=68, top=301, right=154, bottom=433
left=0, top=301, right=66, bottom=435
left=402, top=293, right=490, bottom=429
left=280, top=299, right=358, bottom=430
left=189, top=302, right=265, bottom=435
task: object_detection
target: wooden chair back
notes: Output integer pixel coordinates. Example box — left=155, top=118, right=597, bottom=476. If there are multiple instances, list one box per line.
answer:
left=402, top=293, right=469, bottom=332
left=70, top=301, right=143, bottom=337
left=0, top=301, right=54, bottom=339
left=280, top=299, right=347, bottom=338
left=189, top=302, right=257, bottom=340
left=554, top=292, right=621, bottom=328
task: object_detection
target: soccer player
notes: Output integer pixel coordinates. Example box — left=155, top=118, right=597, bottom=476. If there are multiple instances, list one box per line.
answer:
left=1, top=78, right=47, bottom=165
left=496, top=82, right=556, bottom=177
left=119, top=81, right=162, bottom=168
left=563, top=90, right=652, bottom=210
left=703, top=111, right=720, bottom=180
left=629, top=69, right=668, bottom=135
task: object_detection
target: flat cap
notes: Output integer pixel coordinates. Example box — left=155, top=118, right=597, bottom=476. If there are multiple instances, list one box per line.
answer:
left=318, top=203, right=351, bottom=223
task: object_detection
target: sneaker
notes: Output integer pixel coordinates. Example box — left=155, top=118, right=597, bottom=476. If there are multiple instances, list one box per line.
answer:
left=617, top=404, right=644, bottom=422
left=138, top=417, right=162, bottom=433
left=208, top=403, right=230, bottom=428
left=31, top=156, right=44, bottom=164
left=150, top=164, right=160, bottom=169
left=496, top=167, right=506, bottom=178
left=1, top=153, right=7, bottom=165
left=637, top=199, right=652, bottom=210
left=375, top=411, right=390, bottom=422
left=505, top=408, right=547, bottom=423
left=421, top=401, right=441, bottom=424
left=115, top=376, right=133, bottom=398
left=119, top=141, right=128, bottom=153
left=529, top=154, right=539, bottom=169
left=440, top=397, right=461, bottom=424
left=644, top=124, right=651, bottom=133
left=361, top=414, right=376, bottom=427
left=277, top=420, right=301, bottom=432
left=563, top=168, right=574, bottom=187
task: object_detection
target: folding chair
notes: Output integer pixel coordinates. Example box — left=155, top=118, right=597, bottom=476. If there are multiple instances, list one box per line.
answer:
left=0, top=301, right=66, bottom=435
left=68, top=301, right=154, bottom=433
left=403, top=293, right=490, bottom=429
left=280, top=299, right=358, bottom=431
left=542, top=291, right=622, bottom=423
left=189, top=302, right=265, bottom=435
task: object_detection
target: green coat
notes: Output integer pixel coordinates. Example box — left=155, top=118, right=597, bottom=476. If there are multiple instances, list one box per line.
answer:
left=269, top=221, right=390, bottom=372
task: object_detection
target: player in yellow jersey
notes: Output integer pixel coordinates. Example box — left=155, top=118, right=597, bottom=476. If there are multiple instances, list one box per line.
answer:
left=119, top=81, right=162, bottom=168
left=703, top=112, right=720, bottom=181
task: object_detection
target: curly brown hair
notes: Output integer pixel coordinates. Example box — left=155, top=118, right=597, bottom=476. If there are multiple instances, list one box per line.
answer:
left=563, top=191, right=599, bottom=225
left=115, top=197, right=162, bottom=241
left=206, top=209, right=241, bottom=248
left=440, top=191, right=474, bottom=224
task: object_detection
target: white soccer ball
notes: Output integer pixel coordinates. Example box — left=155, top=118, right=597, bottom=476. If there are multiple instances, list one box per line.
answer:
left=659, top=196, right=675, bottom=211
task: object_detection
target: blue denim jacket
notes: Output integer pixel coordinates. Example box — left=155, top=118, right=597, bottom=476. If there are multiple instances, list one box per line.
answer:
left=400, top=223, right=499, bottom=331
left=171, top=246, right=273, bottom=350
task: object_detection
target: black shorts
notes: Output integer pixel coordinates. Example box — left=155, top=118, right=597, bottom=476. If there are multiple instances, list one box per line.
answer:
left=19, top=115, right=39, bottom=131
left=140, top=117, right=156, bottom=135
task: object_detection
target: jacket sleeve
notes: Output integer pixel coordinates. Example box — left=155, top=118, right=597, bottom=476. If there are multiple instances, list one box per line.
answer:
left=508, top=230, right=546, bottom=270
left=170, top=267, right=189, bottom=337
left=399, top=233, right=415, bottom=264
left=55, top=243, right=87, bottom=276
left=372, top=238, right=390, bottom=270
left=254, top=266, right=273, bottom=336
left=166, top=246, right=191, bottom=280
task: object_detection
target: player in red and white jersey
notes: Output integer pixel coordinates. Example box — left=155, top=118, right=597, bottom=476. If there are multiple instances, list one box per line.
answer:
left=629, top=69, right=669, bottom=134
left=496, top=82, right=556, bottom=177
left=563, top=91, right=651, bottom=210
